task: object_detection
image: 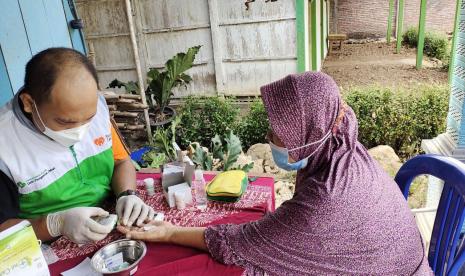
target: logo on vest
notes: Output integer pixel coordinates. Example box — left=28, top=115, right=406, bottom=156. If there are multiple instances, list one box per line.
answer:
left=17, top=168, right=56, bottom=188
left=94, top=136, right=105, bottom=146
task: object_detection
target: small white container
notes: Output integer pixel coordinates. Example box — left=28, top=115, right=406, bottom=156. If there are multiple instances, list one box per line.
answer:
left=174, top=191, right=186, bottom=210
left=143, top=178, right=155, bottom=196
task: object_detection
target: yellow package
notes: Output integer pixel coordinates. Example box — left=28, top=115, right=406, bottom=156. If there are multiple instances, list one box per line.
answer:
left=206, top=170, right=248, bottom=197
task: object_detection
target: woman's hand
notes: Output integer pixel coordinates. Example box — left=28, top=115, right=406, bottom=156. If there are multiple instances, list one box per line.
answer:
left=117, top=220, right=175, bottom=242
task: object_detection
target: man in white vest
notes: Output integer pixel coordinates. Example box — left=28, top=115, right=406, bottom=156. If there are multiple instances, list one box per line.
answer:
left=0, top=48, right=155, bottom=244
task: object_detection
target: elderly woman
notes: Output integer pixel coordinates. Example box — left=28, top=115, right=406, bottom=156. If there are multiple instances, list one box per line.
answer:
left=118, top=72, right=432, bottom=275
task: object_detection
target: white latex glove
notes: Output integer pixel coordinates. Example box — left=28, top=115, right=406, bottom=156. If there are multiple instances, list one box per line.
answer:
left=116, top=195, right=155, bottom=227
left=46, top=207, right=113, bottom=244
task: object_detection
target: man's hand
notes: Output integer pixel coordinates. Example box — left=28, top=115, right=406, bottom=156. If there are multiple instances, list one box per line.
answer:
left=116, top=195, right=156, bottom=227
left=46, top=207, right=113, bottom=244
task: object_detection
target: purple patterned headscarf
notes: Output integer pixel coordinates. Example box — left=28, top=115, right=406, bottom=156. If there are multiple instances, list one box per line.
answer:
left=205, top=72, right=432, bottom=275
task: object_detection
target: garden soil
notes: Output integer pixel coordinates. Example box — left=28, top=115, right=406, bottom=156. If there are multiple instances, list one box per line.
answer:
left=323, top=42, right=449, bottom=90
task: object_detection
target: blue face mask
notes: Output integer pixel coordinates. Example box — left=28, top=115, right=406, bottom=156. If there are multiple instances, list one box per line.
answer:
left=270, top=142, right=308, bottom=171
left=269, top=131, right=332, bottom=171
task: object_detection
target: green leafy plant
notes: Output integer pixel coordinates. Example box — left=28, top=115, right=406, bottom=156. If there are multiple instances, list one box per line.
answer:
left=143, top=152, right=166, bottom=169
left=402, top=28, right=450, bottom=62
left=424, top=32, right=449, bottom=61
left=191, top=143, right=213, bottom=171
left=343, top=85, right=449, bottom=159
left=107, top=79, right=139, bottom=94
left=146, top=46, right=201, bottom=121
left=176, top=96, right=240, bottom=148
left=190, top=130, right=254, bottom=172
left=142, top=116, right=181, bottom=168
left=235, top=99, right=269, bottom=150
left=402, top=27, right=418, bottom=48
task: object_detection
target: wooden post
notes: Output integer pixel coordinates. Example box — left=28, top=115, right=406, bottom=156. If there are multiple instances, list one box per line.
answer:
left=449, top=0, right=462, bottom=83
left=208, top=0, right=226, bottom=95
left=396, top=0, right=405, bottom=53
left=132, top=0, right=150, bottom=88
left=124, top=0, right=152, bottom=142
left=416, top=0, right=427, bottom=69
left=87, top=41, right=96, bottom=67
left=387, top=0, right=394, bottom=44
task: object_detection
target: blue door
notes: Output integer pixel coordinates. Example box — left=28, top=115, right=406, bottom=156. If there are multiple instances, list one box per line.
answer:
left=0, top=0, right=86, bottom=106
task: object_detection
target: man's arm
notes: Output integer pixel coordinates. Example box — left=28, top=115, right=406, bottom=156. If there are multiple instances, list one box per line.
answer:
left=110, top=123, right=136, bottom=196
left=111, top=157, right=136, bottom=196
left=0, top=170, right=53, bottom=241
left=0, top=217, right=53, bottom=241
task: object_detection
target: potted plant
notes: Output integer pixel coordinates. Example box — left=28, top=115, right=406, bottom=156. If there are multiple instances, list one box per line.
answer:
left=146, top=45, right=201, bottom=127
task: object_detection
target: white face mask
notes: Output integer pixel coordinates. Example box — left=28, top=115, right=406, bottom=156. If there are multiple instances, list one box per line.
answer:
left=33, top=101, right=91, bottom=147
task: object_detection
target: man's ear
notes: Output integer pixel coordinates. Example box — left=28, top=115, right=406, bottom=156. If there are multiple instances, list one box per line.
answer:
left=19, top=92, right=34, bottom=114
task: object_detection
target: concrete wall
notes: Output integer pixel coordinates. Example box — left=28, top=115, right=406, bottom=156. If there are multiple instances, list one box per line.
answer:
left=77, top=0, right=299, bottom=97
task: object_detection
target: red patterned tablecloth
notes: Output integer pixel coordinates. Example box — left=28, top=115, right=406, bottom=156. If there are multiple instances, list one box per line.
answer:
left=48, top=172, right=274, bottom=275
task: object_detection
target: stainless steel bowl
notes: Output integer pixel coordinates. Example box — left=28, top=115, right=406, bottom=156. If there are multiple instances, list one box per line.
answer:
left=91, top=239, right=147, bottom=275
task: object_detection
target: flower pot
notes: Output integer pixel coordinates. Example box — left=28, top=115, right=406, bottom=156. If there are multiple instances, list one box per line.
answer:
left=149, top=106, right=177, bottom=128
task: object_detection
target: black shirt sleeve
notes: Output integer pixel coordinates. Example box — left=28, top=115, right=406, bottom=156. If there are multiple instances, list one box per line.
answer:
left=0, top=170, right=19, bottom=224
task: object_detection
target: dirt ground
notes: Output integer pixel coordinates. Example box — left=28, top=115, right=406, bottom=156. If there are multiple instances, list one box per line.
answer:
left=322, top=42, right=449, bottom=90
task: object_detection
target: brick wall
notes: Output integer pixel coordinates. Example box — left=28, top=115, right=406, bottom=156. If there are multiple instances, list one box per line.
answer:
left=330, top=0, right=456, bottom=38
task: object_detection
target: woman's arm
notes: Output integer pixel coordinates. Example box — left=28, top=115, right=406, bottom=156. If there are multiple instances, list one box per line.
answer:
left=117, top=221, right=208, bottom=251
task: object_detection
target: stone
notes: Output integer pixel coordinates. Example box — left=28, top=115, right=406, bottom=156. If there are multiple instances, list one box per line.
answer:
left=368, top=145, right=402, bottom=177
left=264, top=165, right=278, bottom=174
left=274, top=180, right=284, bottom=193
left=247, top=143, right=273, bottom=161
left=274, top=181, right=295, bottom=207
left=232, top=153, right=254, bottom=169
left=249, top=159, right=264, bottom=174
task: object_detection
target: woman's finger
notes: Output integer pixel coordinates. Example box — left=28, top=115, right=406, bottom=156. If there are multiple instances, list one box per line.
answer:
left=117, top=225, right=130, bottom=234
left=126, top=230, right=154, bottom=241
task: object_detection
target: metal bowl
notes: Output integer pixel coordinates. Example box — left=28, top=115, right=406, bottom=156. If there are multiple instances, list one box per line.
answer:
left=91, top=239, right=147, bottom=275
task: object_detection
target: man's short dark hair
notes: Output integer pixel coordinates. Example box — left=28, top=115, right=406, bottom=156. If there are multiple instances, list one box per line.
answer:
left=24, top=47, right=99, bottom=105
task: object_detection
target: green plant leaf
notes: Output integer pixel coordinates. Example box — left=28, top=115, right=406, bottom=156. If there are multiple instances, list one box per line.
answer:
left=150, top=153, right=166, bottom=168
left=191, top=143, right=213, bottom=171
left=146, top=46, right=201, bottom=114
left=212, top=135, right=223, bottom=161
left=223, top=130, right=242, bottom=171
left=107, top=79, right=139, bottom=94
left=142, top=151, right=167, bottom=169
left=234, top=162, right=255, bottom=173
left=166, top=46, right=201, bottom=82
left=151, top=127, right=177, bottom=162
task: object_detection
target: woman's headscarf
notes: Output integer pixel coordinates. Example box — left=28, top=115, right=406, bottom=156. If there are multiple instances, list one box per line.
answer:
left=205, top=72, right=431, bottom=275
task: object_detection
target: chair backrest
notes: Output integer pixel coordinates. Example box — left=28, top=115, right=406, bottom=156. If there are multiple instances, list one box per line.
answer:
left=395, top=154, right=465, bottom=276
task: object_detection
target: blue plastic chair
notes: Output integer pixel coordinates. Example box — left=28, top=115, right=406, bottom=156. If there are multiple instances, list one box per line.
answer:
left=395, top=154, right=465, bottom=276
